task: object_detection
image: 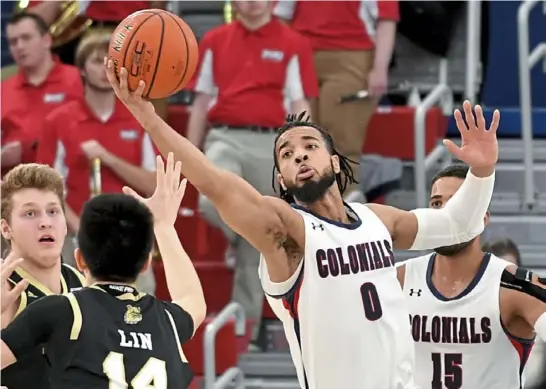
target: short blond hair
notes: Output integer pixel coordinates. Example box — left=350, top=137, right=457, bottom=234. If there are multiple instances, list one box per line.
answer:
left=1, top=164, right=65, bottom=221
left=75, top=30, right=111, bottom=70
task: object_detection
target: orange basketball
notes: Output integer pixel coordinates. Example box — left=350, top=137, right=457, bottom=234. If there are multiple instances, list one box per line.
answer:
left=108, top=9, right=198, bottom=99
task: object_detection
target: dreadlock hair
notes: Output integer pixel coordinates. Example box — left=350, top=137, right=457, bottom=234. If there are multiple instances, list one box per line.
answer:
left=272, top=112, right=358, bottom=204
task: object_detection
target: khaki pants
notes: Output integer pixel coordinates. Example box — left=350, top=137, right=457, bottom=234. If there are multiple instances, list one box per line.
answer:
left=310, top=50, right=378, bottom=194
left=199, top=128, right=277, bottom=341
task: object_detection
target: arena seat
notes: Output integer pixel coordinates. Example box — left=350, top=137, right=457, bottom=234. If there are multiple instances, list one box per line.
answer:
left=363, top=106, right=447, bottom=160
left=184, top=315, right=240, bottom=376
left=153, top=261, right=232, bottom=313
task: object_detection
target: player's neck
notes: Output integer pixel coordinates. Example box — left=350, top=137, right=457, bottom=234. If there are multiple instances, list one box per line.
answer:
left=237, top=14, right=271, bottom=31
left=85, top=89, right=116, bottom=118
left=22, top=55, right=54, bottom=86
left=304, top=189, right=349, bottom=224
left=434, top=246, right=485, bottom=281
left=15, top=253, right=63, bottom=294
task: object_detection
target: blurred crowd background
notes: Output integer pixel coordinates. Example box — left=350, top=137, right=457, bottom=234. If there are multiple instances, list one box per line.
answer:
left=1, top=0, right=545, bottom=388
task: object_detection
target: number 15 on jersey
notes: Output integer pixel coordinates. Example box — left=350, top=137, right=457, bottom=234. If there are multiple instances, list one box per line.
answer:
left=431, top=353, right=462, bottom=389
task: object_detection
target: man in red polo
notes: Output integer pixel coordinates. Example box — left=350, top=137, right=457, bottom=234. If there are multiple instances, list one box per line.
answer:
left=274, top=0, right=399, bottom=200
left=35, top=32, right=157, bottom=293
left=1, top=12, right=83, bottom=176
left=187, top=0, right=318, bottom=350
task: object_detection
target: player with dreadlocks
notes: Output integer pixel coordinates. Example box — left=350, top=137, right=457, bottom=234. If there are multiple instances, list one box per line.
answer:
left=271, top=112, right=358, bottom=204
left=106, top=61, right=500, bottom=389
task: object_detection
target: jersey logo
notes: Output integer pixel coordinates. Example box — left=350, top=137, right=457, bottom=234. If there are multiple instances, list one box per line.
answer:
left=311, top=222, right=324, bottom=231
left=409, top=289, right=422, bottom=297
left=124, top=305, right=142, bottom=325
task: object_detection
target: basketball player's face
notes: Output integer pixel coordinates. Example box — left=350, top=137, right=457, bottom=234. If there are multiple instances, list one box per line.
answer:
left=276, top=126, right=340, bottom=204
left=6, top=19, right=51, bottom=70
left=430, top=176, right=476, bottom=256
left=83, top=49, right=112, bottom=92
left=1, top=189, right=67, bottom=269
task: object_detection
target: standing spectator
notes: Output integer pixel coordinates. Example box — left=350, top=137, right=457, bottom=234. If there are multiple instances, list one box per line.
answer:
left=23, top=0, right=168, bottom=120
left=35, top=32, right=157, bottom=294
left=274, top=0, right=399, bottom=199
left=1, top=12, right=83, bottom=176
left=187, top=0, right=318, bottom=350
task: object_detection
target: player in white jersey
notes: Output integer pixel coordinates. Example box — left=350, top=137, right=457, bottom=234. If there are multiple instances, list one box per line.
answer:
left=106, top=63, right=501, bottom=389
left=398, top=164, right=546, bottom=389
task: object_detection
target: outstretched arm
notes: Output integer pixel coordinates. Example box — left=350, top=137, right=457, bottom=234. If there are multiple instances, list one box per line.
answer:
left=368, top=101, right=499, bottom=250
left=105, top=62, right=301, bottom=276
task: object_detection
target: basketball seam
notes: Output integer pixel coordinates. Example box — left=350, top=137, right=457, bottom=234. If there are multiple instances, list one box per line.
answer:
left=160, top=11, right=191, bottom=96
left=144, top=13, right=166, bottom=99
left=120, top=11, right=160, bottom=98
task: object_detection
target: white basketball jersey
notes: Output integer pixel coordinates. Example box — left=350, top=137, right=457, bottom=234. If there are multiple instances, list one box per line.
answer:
left=259, top=203, right=416, bottom=389
left=403, top=253, right=535, bottom=389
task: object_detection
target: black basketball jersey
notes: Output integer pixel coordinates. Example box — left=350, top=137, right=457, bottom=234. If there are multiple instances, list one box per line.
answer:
left=2, top=263, right=85, bottom=389
left=2, top=283, right=195, bottom=389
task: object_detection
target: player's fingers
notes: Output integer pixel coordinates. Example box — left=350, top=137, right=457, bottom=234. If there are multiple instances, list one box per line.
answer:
left=135, top=80, right=145, bottom=98
left=442, top=139, right=463, bottom=159
left=1, top=257, right=24, bottom=281
left=463, top=100, right=477, bottom=131
left=105, top=60, right=121, bottom=93
left=119, top=67, right=129, bottom=95
left=8, top=279, right=28, bottom=300
left=173, top=161, right=182, bottom=192
left=474, top=105, right=486, bottom=131
left=177, top=178, right=188, bottom=201
left=453, top=109, right=468, bottom=133
left=122, top=186, right=144, bottom=202
left=489, top=109, right=501, bottom=133
left=156, top=156, right=165, bottom=189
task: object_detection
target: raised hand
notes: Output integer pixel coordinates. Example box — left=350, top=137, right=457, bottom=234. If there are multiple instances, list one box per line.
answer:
left=1, top=256, right=28, bottom=314
left=443, top=101, right=500, bottom=168
left=123, top=153, right=186, bottom=227
left=104, top=58, right=155, bottom=119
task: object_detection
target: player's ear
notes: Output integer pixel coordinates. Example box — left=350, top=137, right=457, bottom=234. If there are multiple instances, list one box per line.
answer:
left=139, top=254, right=152, bottom=274
left=484, top=210, right=490, bottom=227
left=331, top=155, right=341, bottom=174
left=277, top=173, right=287, bottom=191
left=1, top=219, right=11, bottom=240
left=73, top=248, right=88, bottom=274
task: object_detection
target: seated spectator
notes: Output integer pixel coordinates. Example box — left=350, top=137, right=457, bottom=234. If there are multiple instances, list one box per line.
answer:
left=1, top=12, right=83, bottom=176
left=482, top=237, right=521, bottom=266
left=187, top=0, right=318, bottom=350
left=35, top=31, right=157, bottom=294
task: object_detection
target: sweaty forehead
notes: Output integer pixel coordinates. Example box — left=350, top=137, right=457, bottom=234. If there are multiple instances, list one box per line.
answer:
left=275, top=126, right=323, bottom=152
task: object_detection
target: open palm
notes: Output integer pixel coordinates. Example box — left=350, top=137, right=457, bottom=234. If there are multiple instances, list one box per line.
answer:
left=123, top=153, right=186, bottom=226
left=443, top=101, right=500, bottom=168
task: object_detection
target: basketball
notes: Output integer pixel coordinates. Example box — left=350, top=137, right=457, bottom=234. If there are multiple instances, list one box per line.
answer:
left=108, top=9, right=198, bottom=100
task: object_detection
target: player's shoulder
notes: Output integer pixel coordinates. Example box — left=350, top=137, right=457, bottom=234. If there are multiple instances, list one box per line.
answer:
left=397, top=253, right=433, bottom=270
left=45, top=99, right=82, bottom=123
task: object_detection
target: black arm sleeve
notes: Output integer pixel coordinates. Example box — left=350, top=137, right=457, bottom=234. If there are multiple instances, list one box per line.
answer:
left=161, top=301, right=195, bottom=344
left=1, top=295, right=72, bottom=360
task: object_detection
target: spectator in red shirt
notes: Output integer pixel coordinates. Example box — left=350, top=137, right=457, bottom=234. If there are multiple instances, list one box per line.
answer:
left=1, top=12, right=83, bottom=176
left=274, top=0, right=399, bottom=200
left=188, top=0, right=318, bottom=350
left=35, top=32, right=157, bottom=294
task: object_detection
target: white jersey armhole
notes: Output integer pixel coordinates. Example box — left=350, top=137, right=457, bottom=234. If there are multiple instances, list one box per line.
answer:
left=259, top=255, right=304, bottom=298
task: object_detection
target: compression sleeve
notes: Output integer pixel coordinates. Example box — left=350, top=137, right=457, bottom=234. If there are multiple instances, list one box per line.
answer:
left=409, top=169, right=495, bottom=250
left=161, top=301, right=195, bottom=344
left=1, top=295, right=71, bottom=360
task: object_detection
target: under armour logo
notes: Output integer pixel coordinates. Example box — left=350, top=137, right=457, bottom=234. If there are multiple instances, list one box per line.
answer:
left=311, top=223, right=324, bottom=231
left=409, top=289, right=422, bottom=297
